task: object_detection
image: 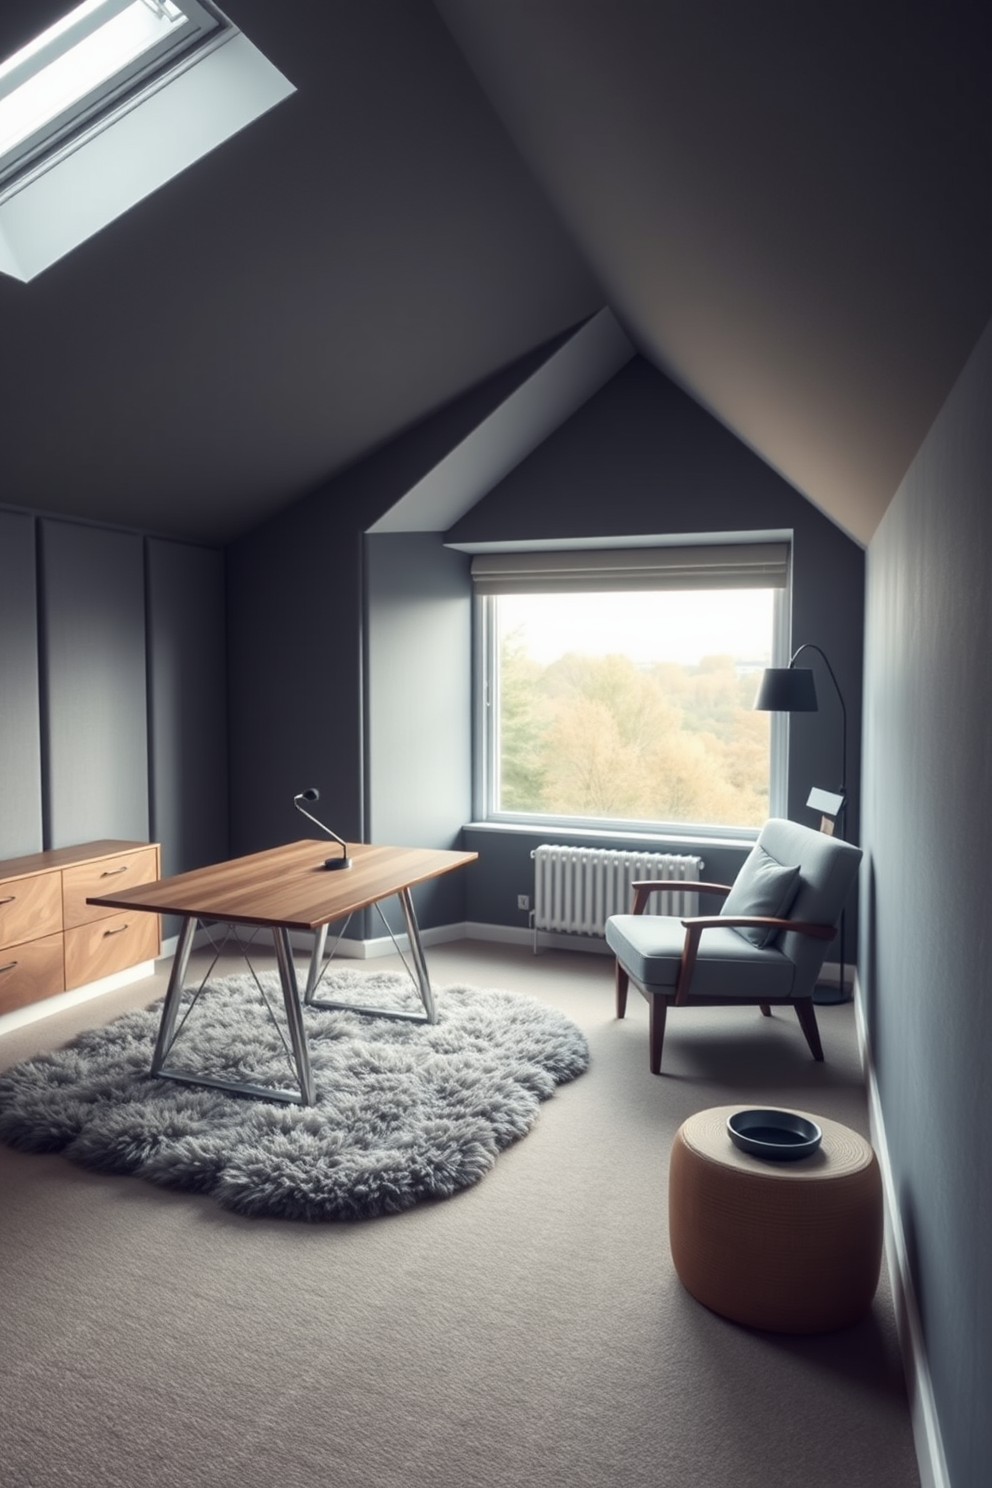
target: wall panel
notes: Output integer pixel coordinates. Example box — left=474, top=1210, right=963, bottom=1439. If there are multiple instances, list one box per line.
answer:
left=146, top=538, right=228, bottom=877
left=39, top=520, right=149, bottom=846
left=0, top=511, right=42, bottom=856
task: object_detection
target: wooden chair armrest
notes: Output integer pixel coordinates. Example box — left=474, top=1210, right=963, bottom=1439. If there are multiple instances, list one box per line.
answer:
left=673, top=916, right=835, bottom=1005
left=630, top=880, right=732, bottom=913
left=681, top=915, right=836, bottom=941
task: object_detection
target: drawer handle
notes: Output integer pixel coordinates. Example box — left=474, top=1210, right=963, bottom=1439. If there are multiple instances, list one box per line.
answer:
left=0, top=960, right=18, bottom=974
left=0, top=895, right=15, bottom=905
left=104, top=924, right=129, bottom=936
left=101, top=866, right=129, bottom=877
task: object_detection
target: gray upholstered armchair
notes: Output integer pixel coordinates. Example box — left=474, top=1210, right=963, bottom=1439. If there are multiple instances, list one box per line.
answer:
left=605, top=818, right=863, bottom=1074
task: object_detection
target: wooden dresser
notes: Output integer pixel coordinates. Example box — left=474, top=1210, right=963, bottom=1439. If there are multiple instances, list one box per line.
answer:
left=0, top=841, right=161, bottom=1016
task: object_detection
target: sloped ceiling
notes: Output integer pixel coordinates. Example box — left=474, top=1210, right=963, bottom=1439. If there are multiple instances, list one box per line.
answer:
left=0, top=1, right=988, bottom=546
left=435, top=1, right=992, bottom=545
left=0, top=0, right=601, bottom=543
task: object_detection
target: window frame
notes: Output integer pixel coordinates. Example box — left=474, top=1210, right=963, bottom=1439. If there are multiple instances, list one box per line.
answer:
left=472, top=545, right=791, bottom=841
left=0, top=0, right=229, bottom=192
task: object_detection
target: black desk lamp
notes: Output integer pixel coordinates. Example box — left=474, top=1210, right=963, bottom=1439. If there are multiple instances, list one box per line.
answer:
left=754, top=643, right=849, bottom=999
left=293, top=788, right=352, bottom=870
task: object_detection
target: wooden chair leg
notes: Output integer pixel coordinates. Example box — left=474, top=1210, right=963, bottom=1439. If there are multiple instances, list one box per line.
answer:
left=648, top=995, right=667, bottom=1074
left=794, top=998, right=825, bottom=1061
left=759, top=1003, right=772, bottom=1018
left=615, top=961, right=630, bottom=1019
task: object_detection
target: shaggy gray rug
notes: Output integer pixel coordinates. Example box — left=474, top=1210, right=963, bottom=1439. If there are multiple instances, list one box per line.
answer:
left=0, top=969, right=588, bottom=1221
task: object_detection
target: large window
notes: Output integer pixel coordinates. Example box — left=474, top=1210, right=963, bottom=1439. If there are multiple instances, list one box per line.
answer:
left=473, top=543, right=789, bottom=836
left=0, top=0, right=226, bottom=189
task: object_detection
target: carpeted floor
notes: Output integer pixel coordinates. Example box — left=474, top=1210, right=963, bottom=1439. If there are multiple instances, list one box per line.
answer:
left=0, top=939, right=921, bottom=1488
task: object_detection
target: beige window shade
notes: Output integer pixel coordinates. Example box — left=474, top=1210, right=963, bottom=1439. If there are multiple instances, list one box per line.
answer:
left=470, top=543, right=790, bottom=595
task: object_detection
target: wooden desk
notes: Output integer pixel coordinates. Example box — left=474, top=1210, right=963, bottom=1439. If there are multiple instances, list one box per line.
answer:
left=89, top=839, right=478, bottom=1106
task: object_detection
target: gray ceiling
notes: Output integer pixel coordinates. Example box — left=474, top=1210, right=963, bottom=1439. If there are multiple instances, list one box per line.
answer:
left=1, top=0, right=988, bottom=546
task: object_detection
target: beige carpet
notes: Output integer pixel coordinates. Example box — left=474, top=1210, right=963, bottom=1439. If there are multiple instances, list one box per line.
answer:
left=0, top=940, right=920, bottom=1488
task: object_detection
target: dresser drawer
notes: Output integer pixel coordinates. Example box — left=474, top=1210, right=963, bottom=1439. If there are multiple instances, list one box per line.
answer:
left=0, top=871, right=62, bottom=950
left=0, top=933, right=65, bottom=1015
left=64, top=911, right=159, bottom=989
left=63, top=847, right=160, bottom=929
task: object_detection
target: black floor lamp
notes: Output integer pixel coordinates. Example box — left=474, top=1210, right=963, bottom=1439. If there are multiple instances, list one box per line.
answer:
left=753, top=643, right=849, bottom=1003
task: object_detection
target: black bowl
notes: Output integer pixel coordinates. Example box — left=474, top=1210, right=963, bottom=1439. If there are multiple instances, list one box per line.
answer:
left=727, top=1108, right=822, bottom=1162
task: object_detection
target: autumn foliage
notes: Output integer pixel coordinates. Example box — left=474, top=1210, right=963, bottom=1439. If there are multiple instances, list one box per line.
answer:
left=498, top=638, right=769, bottom=828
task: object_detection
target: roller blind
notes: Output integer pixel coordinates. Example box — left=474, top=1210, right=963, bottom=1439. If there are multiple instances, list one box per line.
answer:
left=470, top=542, right=790, bottom=595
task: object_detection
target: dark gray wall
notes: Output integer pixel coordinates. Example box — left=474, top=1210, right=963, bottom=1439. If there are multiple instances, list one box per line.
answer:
left=146, top=538, right=229, bottom=877
left=0, top=513, right=227, bottom=902
left=448, top=356, right=865, bottom=938
left=39, top=521, right=149, bottom=845
left=861, top=315, right=992, bottom=1488
left=365, top=533, right=473, bottom=931
left=228, top=356, right=863, bottom=945
left=225, top=338, right=567, bottom=870
left=225, top=483, right=367, bottom=861
left=0, top=511, right=42, bottom=856
left=463, top=823, right=746, bottom=933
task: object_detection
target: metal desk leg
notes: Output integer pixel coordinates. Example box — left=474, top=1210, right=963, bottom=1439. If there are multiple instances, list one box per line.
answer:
left=398, top=886, right=436, bottom=1024
left=151, top=918, right=316, bottom=1107
left=304, top=923, right=329, bottom=1003
left=150, top=916, right=197, bottom=1075
left=305, top=888, right=438, bottom=1025
left=273, top=926, right=316, bottom=1106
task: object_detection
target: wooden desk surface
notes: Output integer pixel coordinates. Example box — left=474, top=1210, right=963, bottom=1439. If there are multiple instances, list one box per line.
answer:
left=88, top=840, right=478, bottom=931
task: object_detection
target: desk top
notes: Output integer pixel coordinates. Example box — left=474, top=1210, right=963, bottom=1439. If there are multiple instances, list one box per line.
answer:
left=88, top=840, right=478, bottom=931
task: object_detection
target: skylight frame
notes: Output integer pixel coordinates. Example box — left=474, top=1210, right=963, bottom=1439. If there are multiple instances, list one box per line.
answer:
left=0, top=0, right=229, bottom=192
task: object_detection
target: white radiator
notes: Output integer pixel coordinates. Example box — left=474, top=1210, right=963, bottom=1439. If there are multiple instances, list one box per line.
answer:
left=530, top=845, right=705, bottom=943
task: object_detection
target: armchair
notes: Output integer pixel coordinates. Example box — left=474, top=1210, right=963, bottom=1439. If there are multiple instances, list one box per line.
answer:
left=605, top=818, right=862, bottom=1074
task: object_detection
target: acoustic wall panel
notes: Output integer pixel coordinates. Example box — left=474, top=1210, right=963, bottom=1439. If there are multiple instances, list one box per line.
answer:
left=0, top=511, right=43, bottom=856
left=39, top=520, right=149, bottom=847
left=146, top=538, right=229, bottom=877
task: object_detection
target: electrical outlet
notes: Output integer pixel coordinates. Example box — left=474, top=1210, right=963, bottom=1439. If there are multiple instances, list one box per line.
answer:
left=517, top=894, right=530, bottom=911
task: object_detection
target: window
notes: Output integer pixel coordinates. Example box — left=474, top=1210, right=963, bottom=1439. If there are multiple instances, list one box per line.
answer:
left=473, top=542, right=790, bottom=836
left=0, top=0, right=294, bottom=282
left=0, top=0, right=225, bottom=190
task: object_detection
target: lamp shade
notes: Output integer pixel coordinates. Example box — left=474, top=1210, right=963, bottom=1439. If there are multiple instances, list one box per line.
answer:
left=754, top=667, right=818, bottom=712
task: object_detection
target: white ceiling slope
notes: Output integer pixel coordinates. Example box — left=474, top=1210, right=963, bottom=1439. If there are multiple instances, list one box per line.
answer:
left=369, top=308, right=633, bottom=533
left=435, top=1, right=992, bottom=546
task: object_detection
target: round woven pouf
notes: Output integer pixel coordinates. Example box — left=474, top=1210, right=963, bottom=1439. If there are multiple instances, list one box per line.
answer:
left=669, top=1105, right=883, bottom=1333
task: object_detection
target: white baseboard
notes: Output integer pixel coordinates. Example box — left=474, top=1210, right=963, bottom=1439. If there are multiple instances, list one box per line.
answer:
left=171, top=920, right=606, bottom=964
left=854, top=977, right=950, bottom=1488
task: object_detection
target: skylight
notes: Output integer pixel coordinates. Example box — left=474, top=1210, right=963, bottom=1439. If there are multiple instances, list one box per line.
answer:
left=0, top=0, right=294, bottom=282
left=0, top=1, right=224, bottom=189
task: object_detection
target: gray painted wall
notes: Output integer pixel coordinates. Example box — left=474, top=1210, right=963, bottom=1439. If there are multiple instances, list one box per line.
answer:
left=861, top=314, right=992, bottom=1488
left=225, top=339, right=571, bottom=872
left=365, top=533, right=473, bottom=931
left=462, top=822, right=747, bottom=934
left=0, top=513, right=227, bottom=899
left=0, top=511, right=42, bottom=856
left=228, top=356, right=864, bottom=949
left=225, top=481, right=367, bottom=862
left=146, top=539, right=229, bottom=877
left=39, top=521, right=149, bottom=846
left=448, top=357, right=865, bottom=942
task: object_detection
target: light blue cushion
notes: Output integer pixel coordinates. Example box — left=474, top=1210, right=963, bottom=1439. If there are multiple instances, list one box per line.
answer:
left=605, top=914, right=795, bottom=999
left=720, top=845, right=800, bottom=947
